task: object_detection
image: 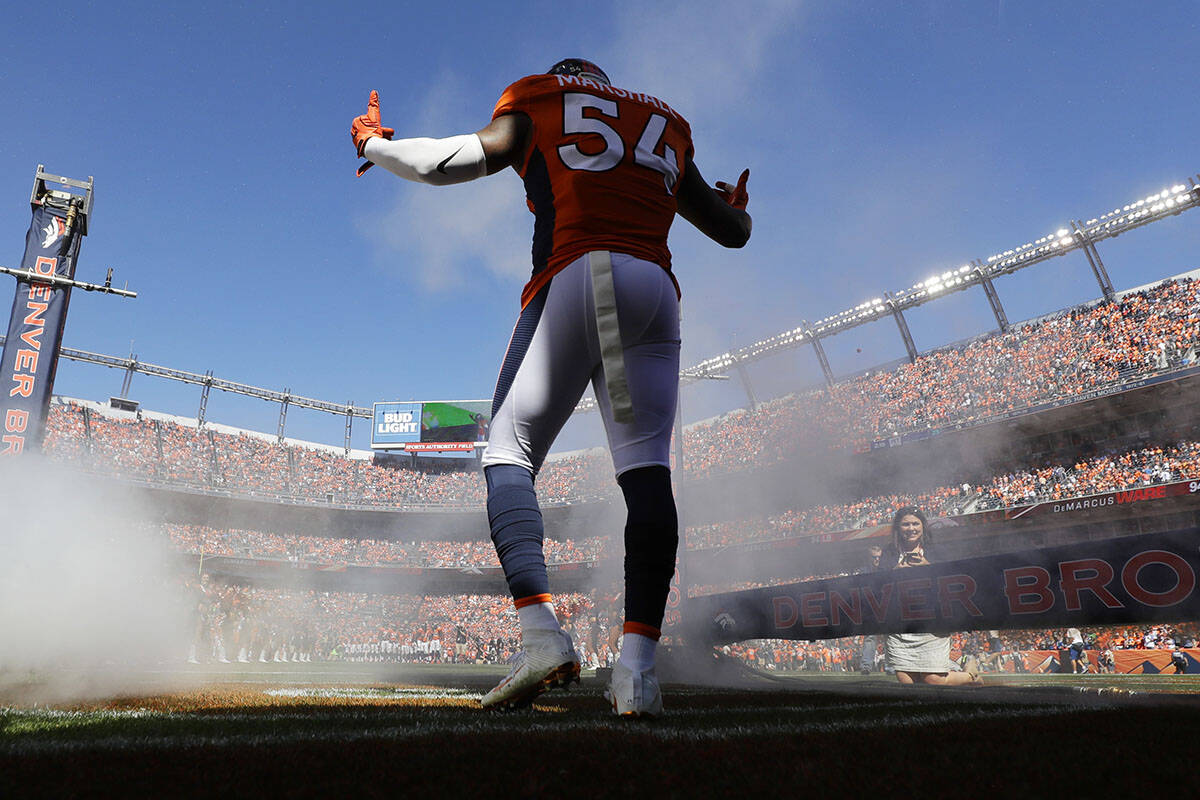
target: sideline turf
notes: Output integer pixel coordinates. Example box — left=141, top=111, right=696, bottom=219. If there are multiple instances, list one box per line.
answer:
left=3, top=669, right=1200, bottom=796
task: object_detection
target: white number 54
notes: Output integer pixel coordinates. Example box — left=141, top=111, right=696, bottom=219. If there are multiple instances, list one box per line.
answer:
left=557, top=92, right=680, bottom=193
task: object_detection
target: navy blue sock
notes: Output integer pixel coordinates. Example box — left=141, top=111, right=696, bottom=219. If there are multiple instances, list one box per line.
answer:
left=485, top=464, right=549, bottom=602
left=618, top=466, right=678, bottom=633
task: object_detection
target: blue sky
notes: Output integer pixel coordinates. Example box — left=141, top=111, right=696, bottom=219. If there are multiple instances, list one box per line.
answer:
left=2, top=1, right=1197, bottom=453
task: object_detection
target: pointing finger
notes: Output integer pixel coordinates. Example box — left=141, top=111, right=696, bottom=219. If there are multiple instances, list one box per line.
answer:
left=367, top=90, right=380, bottom=124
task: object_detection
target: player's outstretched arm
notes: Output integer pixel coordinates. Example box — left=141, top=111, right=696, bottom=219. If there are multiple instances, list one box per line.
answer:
left=676, top=159, right=752, bottom=248
left=352, top=90, right=485, bottom=185
left=353, top=91, right=531, bottom=184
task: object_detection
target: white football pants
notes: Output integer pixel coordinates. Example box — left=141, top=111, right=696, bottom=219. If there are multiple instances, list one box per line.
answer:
left=482, top=251, right=681, bottom=477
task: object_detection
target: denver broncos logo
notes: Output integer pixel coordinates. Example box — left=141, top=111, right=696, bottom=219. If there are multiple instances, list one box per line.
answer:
left=40, top=217, right=65, bottom=249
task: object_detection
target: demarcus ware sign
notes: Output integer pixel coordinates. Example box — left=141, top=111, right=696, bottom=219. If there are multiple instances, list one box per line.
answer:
left=691, top=528, right=1200, bottom=644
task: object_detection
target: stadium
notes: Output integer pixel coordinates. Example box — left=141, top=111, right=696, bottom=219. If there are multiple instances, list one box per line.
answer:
left=5, top=6, right=1200, bottom=796
left=5, top=167, right=1200, bottom=792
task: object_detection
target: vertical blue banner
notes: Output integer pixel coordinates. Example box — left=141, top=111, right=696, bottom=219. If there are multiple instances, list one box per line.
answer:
left=0, top=203, right=81, bottom=456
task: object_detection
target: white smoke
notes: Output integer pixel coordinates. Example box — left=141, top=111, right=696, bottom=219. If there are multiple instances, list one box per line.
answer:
left=0, top=456, right=193, bottom=702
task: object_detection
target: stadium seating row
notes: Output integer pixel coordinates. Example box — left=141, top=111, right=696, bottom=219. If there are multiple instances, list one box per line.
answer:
left=159, top=437, right=1200, bottom=563
left=187, top=577, right=620, bottom=667
left=43, top=277, right=1200, bottom=509
left=723, top=623, right=1200, bottom=674
left=186, top=575, right=1199, bottom=670
left=683, top=276, right=1198, bottom=470
left=166, top=522, right=604, bottom=566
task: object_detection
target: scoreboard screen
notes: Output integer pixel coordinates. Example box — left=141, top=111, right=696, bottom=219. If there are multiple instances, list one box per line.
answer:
left=421, top=401, right=490, bottom=443
left=371, top=400, right=490, bottom=451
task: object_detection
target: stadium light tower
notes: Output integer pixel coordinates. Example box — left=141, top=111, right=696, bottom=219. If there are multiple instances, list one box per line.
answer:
left=728, top=335, right=758, bottom=410
left=11, top=174, right=1195, bottom=438
left=886, top=292, right=919, bottom=363
left=118, top=346, right=138, bottom=400
left=344, top=401, right=355, bottom=454
left=198, top=370, right=214, bottom=427
left=974, top=259, right=1010, bottom=332
left=802, top=319, right=835, bottom=386
left=1071, top=220, right=1115, bottom=301
left=672, top=174, right=1200, bottom=384
left=277, top=388, right=291, bottom=442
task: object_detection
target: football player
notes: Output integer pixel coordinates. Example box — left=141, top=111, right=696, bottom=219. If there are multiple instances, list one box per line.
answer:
left=353, top=58, right=751, bottom=716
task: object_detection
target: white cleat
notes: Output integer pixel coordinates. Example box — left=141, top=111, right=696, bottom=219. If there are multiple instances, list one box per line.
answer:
left=481, top=628, right=580, bottom=711
left=605, top=662, right=663, bottom=718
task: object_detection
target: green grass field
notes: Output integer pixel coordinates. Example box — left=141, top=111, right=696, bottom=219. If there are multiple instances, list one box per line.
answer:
left=4, top=663, right=1200, bottom=797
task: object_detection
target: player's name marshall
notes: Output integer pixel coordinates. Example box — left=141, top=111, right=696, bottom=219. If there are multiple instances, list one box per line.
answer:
left=551, top=74, right=685, bottom=122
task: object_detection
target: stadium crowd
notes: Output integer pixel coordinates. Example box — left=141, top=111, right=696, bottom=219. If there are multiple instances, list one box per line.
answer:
left=682, top=276, right=1199, bottom=472
left=166, top=523, right=608, bottom=567
left=185, top=577, right=626, bottom=668
left=42, top=277, right=1200, bottom=509
left=688, top=437, right=1200, bottom=548
left=154, top=430, right=1200, bottom=565
left=43, top=404, right=616, bottom=509
left=39, top=275, right=1200, bottom=677
left=976, top=440, right=1200, bottom=509
left=724, top=622, right=1200, bottom=675
left=184, top=573, right=1200, bottom=673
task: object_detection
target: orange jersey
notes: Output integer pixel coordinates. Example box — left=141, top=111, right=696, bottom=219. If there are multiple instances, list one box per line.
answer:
left=492, top=74, right=694, bottom=307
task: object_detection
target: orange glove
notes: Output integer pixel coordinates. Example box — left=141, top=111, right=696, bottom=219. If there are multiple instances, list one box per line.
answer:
left=352, top=90, right=396, bottom=176
left=715, top=168, right=750, bottom=210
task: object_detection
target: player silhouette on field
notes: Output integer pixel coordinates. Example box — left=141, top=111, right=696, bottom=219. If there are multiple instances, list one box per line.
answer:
left=353, top=58, right=751, bottom=716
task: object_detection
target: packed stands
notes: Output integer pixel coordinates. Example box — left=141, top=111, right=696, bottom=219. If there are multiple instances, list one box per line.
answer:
left=166, top=523, right=610, bottom=567
left=43, top=276, right=1200, bottom=511
left=684, top=436, right=1200, bottom=548
left=185, top=577, right=621, bottom=667
left=40, top=275, right=1200, bottom=674
left=976, top=440, right=1200, bottom=509
left=687, top=438, right=1200, bottom=548
left=724, top=623, right=1200, bottom=674
left=155, top=432, right=1200, bottom=563
left=184, top=573, right=1200, bottom=671
left=43, top=403, right=485, bottom=507
left=43, top=403, right=615, bottom=509
left=682, top=276, right=1200, bottom=474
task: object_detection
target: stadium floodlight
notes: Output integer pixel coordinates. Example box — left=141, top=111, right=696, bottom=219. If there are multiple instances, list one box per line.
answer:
left=665, top=171, right=1199, bottom=384
left=21, top=174, right=1197, bottom=421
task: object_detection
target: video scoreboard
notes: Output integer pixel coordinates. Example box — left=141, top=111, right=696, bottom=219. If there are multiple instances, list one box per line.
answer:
left=371, top=399, right=491, bottom=452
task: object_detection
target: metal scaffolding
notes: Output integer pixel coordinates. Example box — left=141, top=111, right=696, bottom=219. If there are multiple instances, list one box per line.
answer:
left=887, top=293, right=918, bottom=363
left=681, top=176, right=1199, bottom=382
left=3, top=174, right=1195, bottom=434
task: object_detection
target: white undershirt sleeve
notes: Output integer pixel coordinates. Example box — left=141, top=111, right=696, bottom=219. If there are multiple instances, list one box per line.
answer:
left=363, top=133, right=487, bottom=186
